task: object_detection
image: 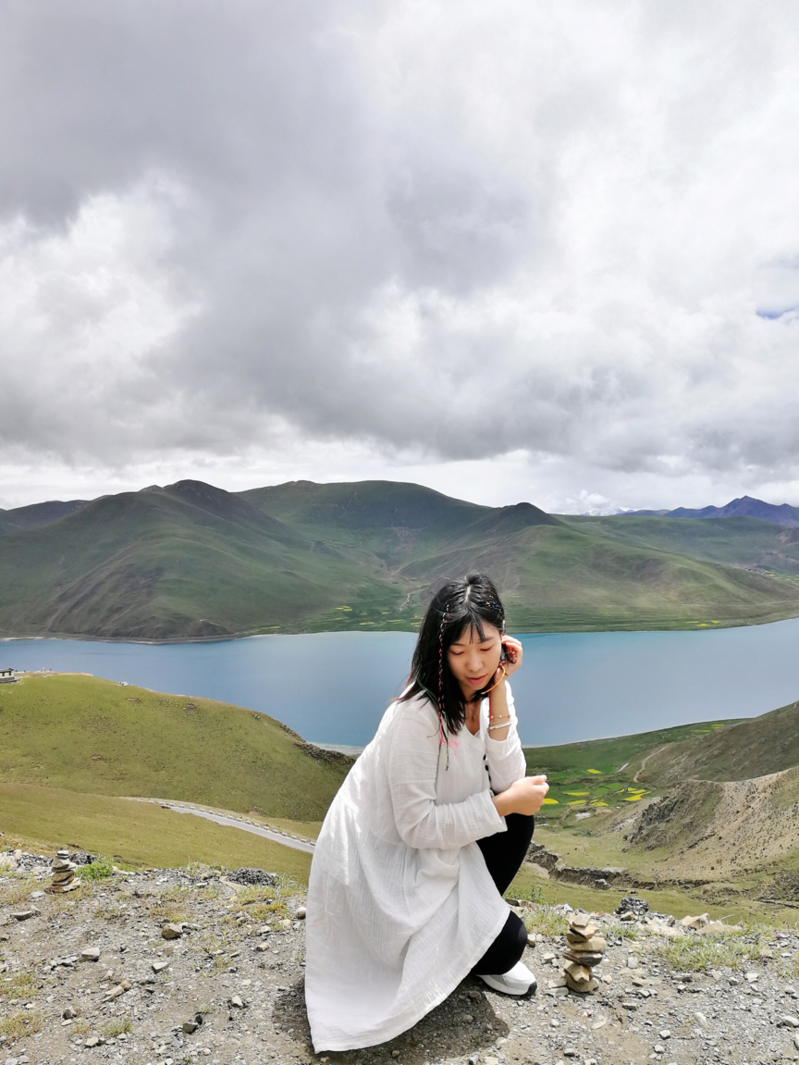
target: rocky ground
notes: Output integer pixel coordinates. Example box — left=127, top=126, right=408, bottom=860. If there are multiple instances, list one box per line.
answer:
left=2, top=851, right=799, bottom=1065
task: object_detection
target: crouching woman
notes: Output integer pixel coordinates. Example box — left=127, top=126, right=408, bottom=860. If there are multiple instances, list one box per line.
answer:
left=305, top=572, right=549, bottom=1052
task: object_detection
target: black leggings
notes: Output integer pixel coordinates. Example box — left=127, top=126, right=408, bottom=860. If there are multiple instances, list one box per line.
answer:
left=471, top=813, right=535, bottom=976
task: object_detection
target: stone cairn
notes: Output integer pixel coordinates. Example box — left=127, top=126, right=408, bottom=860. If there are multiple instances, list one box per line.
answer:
left=561, top=912, right=607, bottom=994
left=47, top=849, right=79, bottom=893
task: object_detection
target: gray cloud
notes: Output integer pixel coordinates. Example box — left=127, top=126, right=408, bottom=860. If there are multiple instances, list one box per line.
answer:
left=3, top=0, right=799, bottom=507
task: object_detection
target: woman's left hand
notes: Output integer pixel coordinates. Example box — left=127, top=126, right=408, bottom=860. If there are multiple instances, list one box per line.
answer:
left=499, top=635, right=523, bottom=680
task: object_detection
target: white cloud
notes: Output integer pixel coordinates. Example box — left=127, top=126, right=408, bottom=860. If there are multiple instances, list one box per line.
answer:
left=3, top=0, right=799, bottom=512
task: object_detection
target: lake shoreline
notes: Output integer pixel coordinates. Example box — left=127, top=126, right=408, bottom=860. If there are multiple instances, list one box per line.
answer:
left=3, top=607, right=799, bottom=645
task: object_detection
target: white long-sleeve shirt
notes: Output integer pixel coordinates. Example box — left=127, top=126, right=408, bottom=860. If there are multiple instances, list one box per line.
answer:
left=305, top=684, right=527, bottom=1052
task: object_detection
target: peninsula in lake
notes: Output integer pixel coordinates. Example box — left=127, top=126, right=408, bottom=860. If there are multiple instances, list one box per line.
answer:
left=3, top=479, right=799, bottom=640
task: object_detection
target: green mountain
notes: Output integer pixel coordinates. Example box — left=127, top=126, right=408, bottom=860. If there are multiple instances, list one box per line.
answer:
left=3, top=478, right=799, bottom=639
left=0, top=498, right=89, bottom=534
left=563, top=513, right=799, bottom=578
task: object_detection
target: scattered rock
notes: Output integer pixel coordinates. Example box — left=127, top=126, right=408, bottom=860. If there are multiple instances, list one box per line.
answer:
left=5, top=846, right=799, bottom=1065
left=644, top=917, right=681, bottom=938
left=162, top=922, right=185, bottom=939
left=80, top=946, right=100, bottom=962
left=102, top=980, right=132, bottom=1002
left=696, top=920, right=741, bottom=936
left=679, top=913, right=710, bottom=930
left=11, top=909, right=39, bottom=921
left=228, top=867, right=277, bottom=886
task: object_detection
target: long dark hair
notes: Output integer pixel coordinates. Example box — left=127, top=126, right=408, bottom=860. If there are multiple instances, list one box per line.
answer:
left=401, top=573, right=506, bottom=738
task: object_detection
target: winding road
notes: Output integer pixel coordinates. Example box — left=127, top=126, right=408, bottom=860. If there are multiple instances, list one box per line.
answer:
left=130, top=799, right=316, bottom=855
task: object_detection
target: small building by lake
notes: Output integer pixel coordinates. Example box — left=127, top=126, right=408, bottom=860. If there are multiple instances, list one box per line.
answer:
left=0, top=667, right=16, bottom=684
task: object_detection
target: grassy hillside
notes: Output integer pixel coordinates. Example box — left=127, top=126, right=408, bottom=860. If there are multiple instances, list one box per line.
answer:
left=636, top=698, right=799, bottom=786
left=522, top=719, right=737, bottom=822
left=400, top=520, right=799, bottom=631
left=0, top=674, right=350, bottom=820
left=3, top=478, right=799, bottom=639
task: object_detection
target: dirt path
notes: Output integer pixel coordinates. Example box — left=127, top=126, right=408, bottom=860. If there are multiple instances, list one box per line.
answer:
left=633, top=744, right=667, bottom=782
left=128, top=799, right=316, bottom=854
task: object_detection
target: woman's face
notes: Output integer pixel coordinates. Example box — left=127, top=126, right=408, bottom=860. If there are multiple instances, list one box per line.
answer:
left=447, top=622, right=503, bottom=700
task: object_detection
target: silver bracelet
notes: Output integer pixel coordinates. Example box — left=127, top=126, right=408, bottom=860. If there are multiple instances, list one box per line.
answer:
left=487, top=719, right=511, bottom=731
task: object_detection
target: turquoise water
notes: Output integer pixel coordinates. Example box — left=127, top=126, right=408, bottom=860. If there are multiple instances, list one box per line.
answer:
left=3, top=619, right=799, bottom=746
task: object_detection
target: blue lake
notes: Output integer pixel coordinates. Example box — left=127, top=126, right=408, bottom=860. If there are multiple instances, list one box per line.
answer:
left=3, top=620, right=799, bottom=747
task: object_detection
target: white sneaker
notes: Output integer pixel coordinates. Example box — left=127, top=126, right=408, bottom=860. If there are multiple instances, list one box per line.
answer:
left=478, top=960, right=537, bottom=996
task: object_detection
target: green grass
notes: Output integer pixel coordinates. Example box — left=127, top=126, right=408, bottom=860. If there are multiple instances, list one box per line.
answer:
left=0, top=1010, right=42, bottom=1044
left=102, top=1019, right=132, bottom=1038
left=654, top=925, right=774, bottom=972
left=507, top=862, right=784, bottom=924
left=522, top=719, right=736, bottom=819
left=80, top=856, right=115, bottom=880
left=0, top=674, right=350, bottom=820
left=520, top=905, right=568, bottom=938
left=0, top=782, right=312, bottom=882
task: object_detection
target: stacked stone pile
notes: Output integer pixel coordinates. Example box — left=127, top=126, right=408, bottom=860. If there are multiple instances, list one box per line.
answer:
left=47, top=848, right=79, bottom=893
left=561, top=912, right=607, bottom=994
left=615, top=895, right=650, bottom=921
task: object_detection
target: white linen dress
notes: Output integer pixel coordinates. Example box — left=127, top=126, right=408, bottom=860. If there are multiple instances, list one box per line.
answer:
left=305, top=683, right=527, bottom=1052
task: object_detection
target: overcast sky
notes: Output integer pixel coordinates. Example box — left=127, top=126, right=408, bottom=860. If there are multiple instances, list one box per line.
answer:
left=2, top=0, right=799, bottom=513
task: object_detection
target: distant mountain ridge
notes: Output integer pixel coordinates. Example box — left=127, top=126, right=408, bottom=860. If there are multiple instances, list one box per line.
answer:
left=629, top=495, right=799, bottom=527
left=0, top=498, right=89, bottom=534
left=3, top=478, right=799, bottom=639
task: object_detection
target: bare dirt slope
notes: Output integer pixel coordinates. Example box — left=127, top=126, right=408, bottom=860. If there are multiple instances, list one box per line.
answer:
left=625, top=766, right=799, bottom=885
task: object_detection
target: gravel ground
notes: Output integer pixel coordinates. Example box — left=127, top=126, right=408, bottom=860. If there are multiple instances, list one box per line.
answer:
left=2, top=852, right=799, bottom=1065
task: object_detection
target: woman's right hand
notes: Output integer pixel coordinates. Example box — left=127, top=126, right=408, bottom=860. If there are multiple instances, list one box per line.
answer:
left=493, top=775, right=549, bottom=817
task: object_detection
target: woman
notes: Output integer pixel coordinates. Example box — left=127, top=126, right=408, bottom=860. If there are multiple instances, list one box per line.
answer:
left=305, top=573, right=549, bottom=1052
